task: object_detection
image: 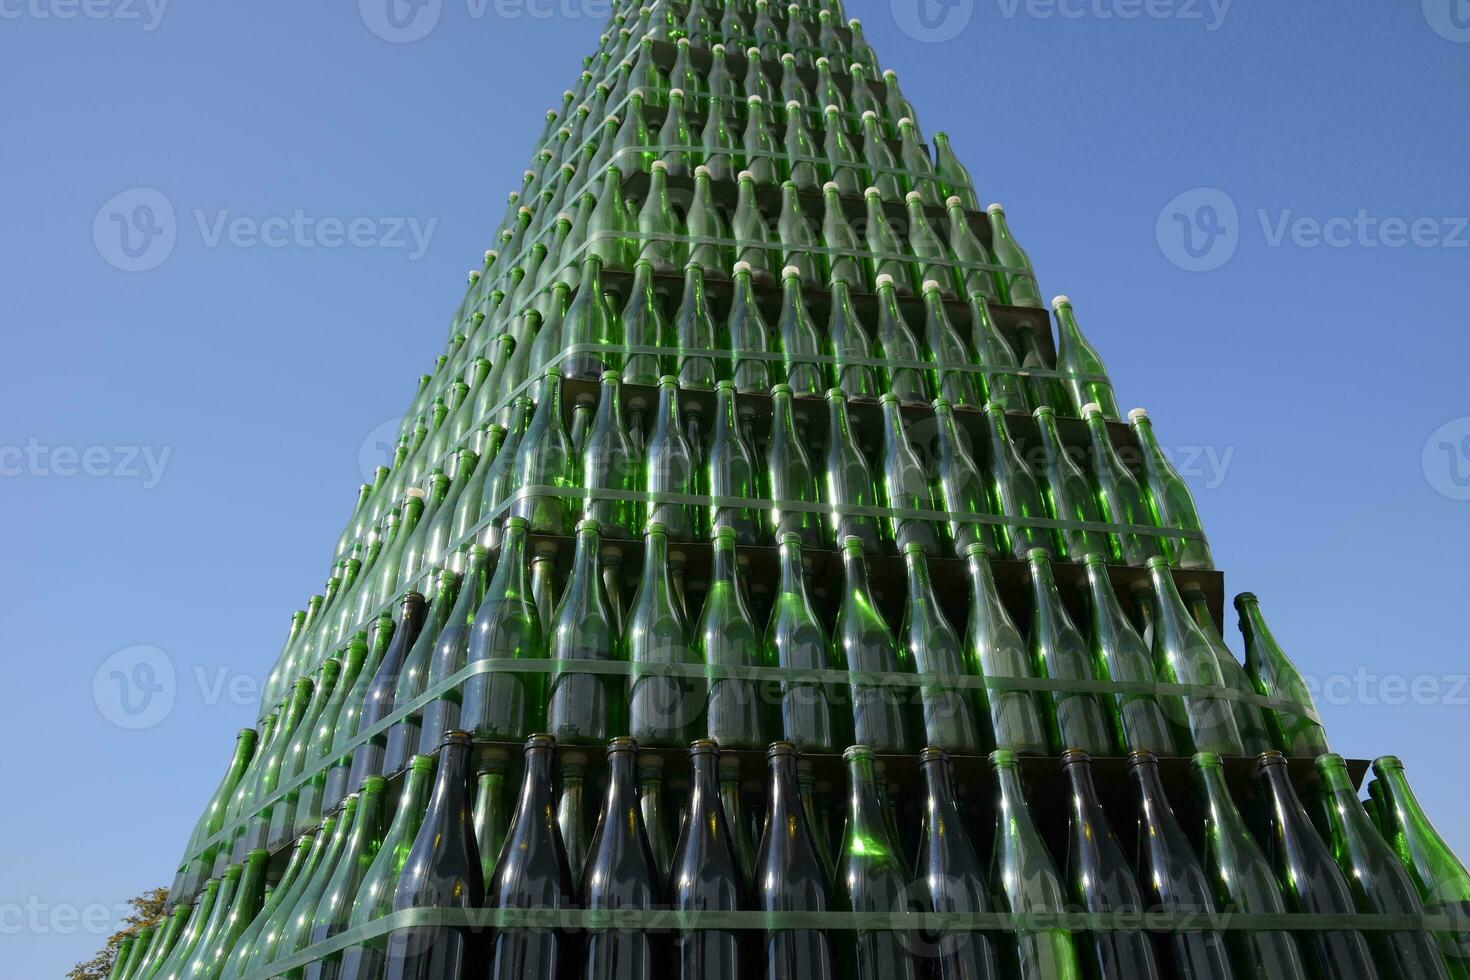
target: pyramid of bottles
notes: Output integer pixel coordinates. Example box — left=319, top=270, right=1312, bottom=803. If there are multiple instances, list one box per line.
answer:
left=119, top=2, right=1470, bottom=979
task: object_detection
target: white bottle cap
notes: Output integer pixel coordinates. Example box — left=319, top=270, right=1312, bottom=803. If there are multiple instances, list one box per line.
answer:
left=651, top=159, right=667, bottom=171
left=898, top=116, right=913, bottom=127
left=863, top=186, right=880, bottom=196
left=782, top=264, right=802, bottom=278
left=1080, top=402, right=1102, bottom=416
left=824, top=104, right=840, bottom=114
left=555, top=213, right=572, bottom=223
left=816, top=56, right=829, bottom=65
left=1128, top=408, right=1150, bottom=422
left=712, top=43, right=725, bottom=53
left=884, top=69, right=899, bottom=79
left=904, top=190, right=922, bottom=203
left=945, top=196, right=963, bottom=208
left=875, top=273, right=894, bottom=287
left=737, top=169, right=755, bottom=181
left=748, top=94, right=763, bottom=104
left=823, top=181, right=839, bottom=192
left=733, top=260, right=752, bottom=273
left=987, top=203, right=1005, bottom=214
left=921, top=279, right=942, bottom=292
left=861, top=109, right=877, bottom=120
left=669, top=87, right=684, bottom=97
left=406, top=487, right=427, bottom=500
left=694, top=164, right=710, bottom=177
left=1052, top=295, right=1071, bottom=308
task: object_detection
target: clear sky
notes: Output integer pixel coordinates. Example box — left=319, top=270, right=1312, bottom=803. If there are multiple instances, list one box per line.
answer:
left=3, top=1, right=1468, bottom=974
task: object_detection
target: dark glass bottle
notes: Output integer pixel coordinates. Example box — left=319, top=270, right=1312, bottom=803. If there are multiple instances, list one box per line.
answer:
left=461, top=517, right=544, bottom=740
left=384, top=569, right=462, bottom=773
left=754, top=742, right=834, bottom=980
left=638, top=755, right=676, bottom=887
left=671, top=740, right=745, bottom=980
left=1256, top=751, right=1380, bottom=980
left=417, top=548, right=491, bottom=753
left=1061, top=750, right=1161, bottom=980
left=1128, top=751, right=1235, bottom=978
left=834, top=745, right=918, bottom=980
left=1190, top=751, right=1308, bottom=980
left=487, top=734, right=574, bottom=980
left=383, top=731, right=484, bottom=980
left=347, top=594, right=429, bottom=793
left=582, top=737, right=663, bottom=980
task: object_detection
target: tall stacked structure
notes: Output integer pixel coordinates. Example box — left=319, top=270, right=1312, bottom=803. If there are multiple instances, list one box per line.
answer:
left=120, top=2, right=1470, bottom=979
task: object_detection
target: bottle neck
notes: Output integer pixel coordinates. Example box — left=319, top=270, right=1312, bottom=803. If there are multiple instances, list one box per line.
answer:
left=516, top=746, right=556, bottom=817
left=844, top=753, right=889, bottom=843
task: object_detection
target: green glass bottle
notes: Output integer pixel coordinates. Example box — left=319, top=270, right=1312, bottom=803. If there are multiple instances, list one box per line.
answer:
left=872, top=274, right=927, bottom=403
left=473, top=753, right=508, bottom=886
left=461, top=517, right=543, bottom=739
left=698, top=527, right=770, bottom=749
left=982, top=402, right=1052, bottom=559
left=742, top=94, right=780, bottom=186
left=190, top=848, right=269, bottom=980
left=582, top=371, right=638, bottom=540
left=170, top=863, right=242, bottom=980
left=335, top=756, right=434, bottom=980
left=784, top=99, right=822, bottom=192
left=1256, top=751, right=1380, bottom=979
left=321, top=617, right=394, bottom=814
left=137, top=902, right=192, bottom=980
left=828, top=278, right=879, bottom=398
left=1025, top=549, right=1114, bottom=755
left=556, top=752, right=591, bottom=885
left=988, top=749, right=1082, bottom=979
left=727, top=262, right=773, bottom=392
left=835, top=536, right=914, bottom=753
left=417, top=548, right=492, bottom=753
left=588, top=166, right=631, bottom=271
left=708, top=381, right=763, bottom=544
left=300, top=776, right=387, bottom=980
left=985, top=204, right=1043, bottom=308
left=1127, top=407, right=1215, bottom=569
left=638, top=160, right=685, bottom=273
left=965, top=544, right=1049, bottom=754
left=645, top=375, right=698, bottom=540
left=823, top=106, right=864, bottom=196
left=1235, top=592, right=1330, bottom=757
left=272, top=794, right=361, bottom=976
left=1060, top=750, right=1162, bottom=980
left=675, top=262, right=718, bottom=389
left=878, top=394, right=942, bottom=555
left=1128, top=751, right=1236, bottom=978
left=153, top=878, right=220, bottom=980
left=1183, top=586, right=1273, bottom=756
left=1081, top=402, right=1164, bottom=565
left=1081, top=554, right=1178, bottom=754
left=1051, top=296, right=1116, bottom=417
left=764, top=533, right=840, bottom=752
left=561, top=255, right=617, bottom=381
left=1191, top=752, right=1310, bottom=980
left=921, top=280, right=981, bottom=407
left=932, top=397, right=1000, bottom=557
left=268, top=658, right=342, bottom=847
left=383, top=568, right=461, bottom=772
left=1372, top=755, right=1470, bottom=977
left=659, top=87, right=694, bottom=177
left=833, top=745, right=918, bottom=980
left=687, top=165, right=732, bottom=275
left=949, top=199, right=1002, bottom=303
left=700, top=96, right=739, bottom=183
left=776, top=266, right=825, bottom=396
left=237, top=813, right=337, bottom=975
left=1147, top=558, right=1243, bottom=754
left=546, top=519, right=621, bottom=744
left=825, top=388, right=883, bottom=554
left=1317, top=754, right=1450, bottom=978
left=767, top=384, right=825, bottom=548
left=638, top=753, right=677, bottom=886
left=1033, top=404, right=1109, bottom=561
left=864, top=190, right=910, bottom=290
left=933, top=132, right=979, bottom=208
left=859, top=111, right=903, bottom=203
left=732, top=171, right=775, bottom=282
left=627, top=523, right=698, bottom=747
left=901, top=542, right=983, bottom=751
left=820, top=182, right=863, bottom=288
left=510, top=370, right=574, bottom=536
left=177, top=729, right=258, bottom=898
left=619, top=259, right=670, bottom=387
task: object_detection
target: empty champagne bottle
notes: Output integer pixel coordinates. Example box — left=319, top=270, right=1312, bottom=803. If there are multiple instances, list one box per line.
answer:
left=638, top=161, right=685, bottom=273
left=383, top=731, right=483, bottom=980
left=718, top=755, right=758, bottom=884
left=1081, top=554, right=1178, bottom=754
left=727, top=262, right=774, bottom=392
left=346, top=595, right=423, bottom=797
left=384, top=569, right=461, bottom=773
left=302, top=776, right=388, bottom=980
left=487, top=735, right=574, bottom=980
left=176, top=729, right=258, bottom=899
left=1081, top=403, right=1164, bottom=565
left=561, top=255, right=618, bottom=381
left=583, top=737, right=663, bottom=980
left=965, top=544, right=1049, bottom=754
left=1190, top=752, right=1309, bottom=980
left=932, top=397, right=1000, bottom=557
left=1061, top=750, right=1162, bottom=980
left=1128, top=750, right=1236, bottom=978
left=1256, top=751, right=1379, bottom=980
left=460, top=517, right=544, bottom=740
left=879, top=394, right=943, bottom=555
left=1033, top=404, right=1109, bottom=561
left=834, top=745, right=918, bottom=980
left=1052, top=297, right=1117, bottom=418
left=620, top=260, right=671, bottom=387
left=708, top=381, right=763, bottom=543
left=1181, top=587, right=1273, bottom=756
left=546, top=519, right=621, bottom=745
left=1317, top=754, right=1449, bottom=979
left=323, top=617, right=395, bottom=815
left=985, top=204, right=1043, bottom=308
left=776, top=266, right=825, bottom=395
left=234, top=819, right=335, bottom=978
left=921, top=280, right=981, bottom=407
left=825, top=388, right=884, bottom=553
left=1371, top=755, right=1470, bottom=977
left=901, top=543, right=983, bottom=752
left=581, top=372, right=638, bottom=540
left=950, top=200, right=1002, bottom=304
left=1148, top=558, right=1243, bottom=755
left=983, top=402, right=1052, bottom=559
left=189, top=848, right=268, bottom=980
left=755, top=742, right=835, bottom=980
left=627, top=523, right=698, bottom=747
left=671, top=740, right=744, bottom=980
left=767, top=383, right=825, bottom=548
left=698, top=528, right=770, bottom=748
left=765, top=533, right=841, bottom=753
left=171, top=862, right=242, bottom=980
left=1128, top=408, right=1215, bottom=570
left=828, top=277, right=879, bottom=397
left=511, top=371, right=574, bottom=536
left=864, top=191, right=910, bottom=290
left=779, top=181, right=824, bottom=283
left=836, top=537, right=914, bottom=754
left=645, top=376, right=699, bottom=540
left=155, top=878, right=220, bottom=980
left=988, top=749, right=1082, bottom=979
left=1235, top=593, right=1329, bottom=757
left=1026, top=549, right=1114, bottom=755
left=555, top=752, right=591, bottom=885
left=675, top=261, right=719, bottom=389
left=638, top=754, right=677, bottom=885
left=336, top=755, right=435, bottom=980
left=733, top=173, right=775, bottom=282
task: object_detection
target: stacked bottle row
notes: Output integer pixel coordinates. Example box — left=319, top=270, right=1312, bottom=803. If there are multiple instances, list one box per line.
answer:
left=633, top=0, right=875, bottom=67
left=138, top=734, right=1470, bottom=980
left=174, top=514, right=1325, bottom=903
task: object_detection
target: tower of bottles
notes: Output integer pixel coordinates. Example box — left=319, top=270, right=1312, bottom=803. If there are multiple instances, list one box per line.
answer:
left=127, top=2, right=1470, bottom=979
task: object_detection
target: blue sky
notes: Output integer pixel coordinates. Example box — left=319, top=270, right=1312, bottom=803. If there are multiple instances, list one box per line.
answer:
left=3, top=1, right=1468, bottom=974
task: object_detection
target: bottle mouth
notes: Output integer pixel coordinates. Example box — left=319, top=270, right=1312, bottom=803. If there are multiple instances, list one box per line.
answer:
left=1373, top=755, right=1405, bottom=773
left=439, top=730, right=474, bottom=750
left=607, top=736, right=639, bottom=756
left=1126, top=749, right=1158, bottom=770
left=1060, top=748, right=1091, bottom=767
left=688, top=739, right=719, bottom=756
left=988, top=748, right=1018, bottom=768
left=1190, top=751, right=1223, bottom=770
left=1254, top=750, right=1287, bottom=774
left=919, top=746, right=948, bottom=766
left=523, top=733, right=557, bottom=752
left=766, top=740, right=798, bottom=759
left=842, top=744, right=873, bottom=762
